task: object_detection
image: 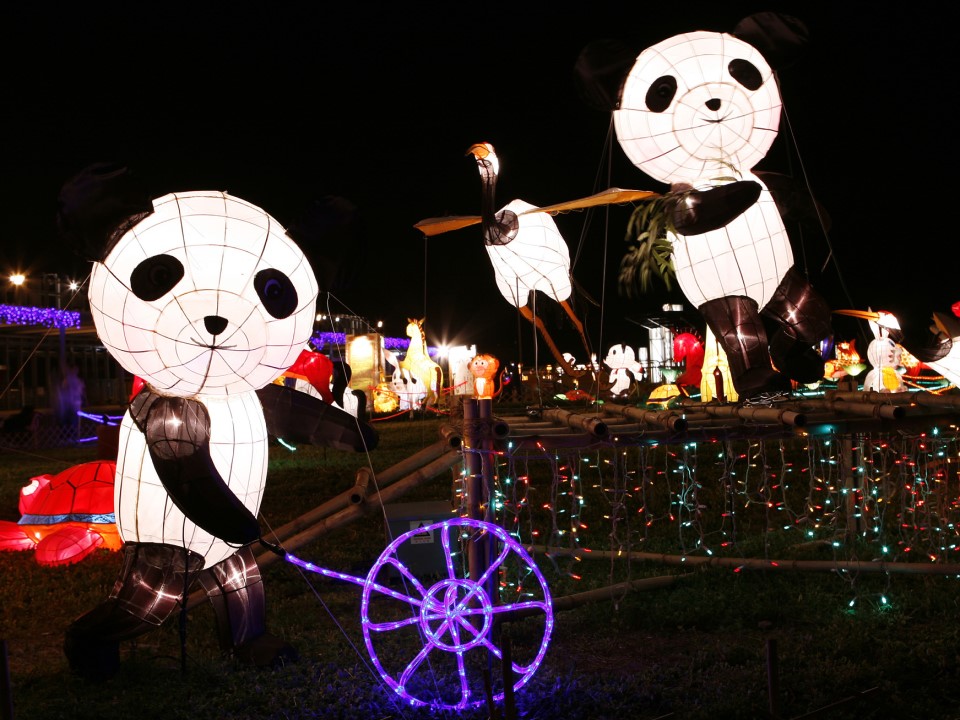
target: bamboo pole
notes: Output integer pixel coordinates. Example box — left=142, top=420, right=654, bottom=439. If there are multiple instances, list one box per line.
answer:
left=262, top=451, right=461, bottom=563
left=438, top=423, right=463, bottom=449
left=799, top=398, right=905, bottom=420
left=185, top=449, right=462, bottom=610
left=680, top=400, right=806, bottom=427
left=911, top=391, right=960, bottom=410
left=828, top=389, right=960, bottom=412
left=548, top=574, right=684, bottom=612
left=541, top=408, right=608, bottom=438
left=262, top=437, right=456, bottom=545
left=349, top=467, right=372, bottom=506
left=603, top=402, right=688, bottom=432
left=502, top=574, right=686, bottom=620
left=530, top=546, right=960, bottom=575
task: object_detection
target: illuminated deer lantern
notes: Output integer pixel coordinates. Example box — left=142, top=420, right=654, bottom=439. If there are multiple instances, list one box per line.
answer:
left=399, top=318, right=442, bottom=408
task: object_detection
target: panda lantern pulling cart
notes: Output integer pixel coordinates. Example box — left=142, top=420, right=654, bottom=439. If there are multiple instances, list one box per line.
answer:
left=55, top=164, right=552, bottom=711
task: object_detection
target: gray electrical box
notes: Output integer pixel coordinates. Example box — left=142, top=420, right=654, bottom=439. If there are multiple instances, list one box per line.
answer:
left=383, top=501, right=457, bottom=579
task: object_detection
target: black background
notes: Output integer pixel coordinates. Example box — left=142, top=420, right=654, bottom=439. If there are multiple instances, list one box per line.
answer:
left=5, top=2, right=953, bottom=363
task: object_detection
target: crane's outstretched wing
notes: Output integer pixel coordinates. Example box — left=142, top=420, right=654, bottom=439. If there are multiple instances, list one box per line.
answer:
left=413, top=214, right=481, bottom=236
left=413, top=188, right=660, bottom=236
left=530, top=187, right=659, bottom=216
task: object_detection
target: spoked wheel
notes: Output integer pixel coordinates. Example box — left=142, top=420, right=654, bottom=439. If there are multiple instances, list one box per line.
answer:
left=359, top=517, right=553, bottom=710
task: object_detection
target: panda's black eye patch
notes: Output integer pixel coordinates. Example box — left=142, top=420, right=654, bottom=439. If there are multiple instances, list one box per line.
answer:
left=645, top=75, right=677, bottom=113
left=254, top=268, right=298, bottom=319
left=728, top=59, right=763, bottom=91
left=130, top=254, right=184, bottom=301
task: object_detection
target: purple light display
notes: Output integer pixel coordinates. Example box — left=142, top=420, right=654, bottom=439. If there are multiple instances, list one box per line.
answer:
left=0, top=304, right=81, bottom=329
left=285, top=517, right=554, bottom=711
left=310, top=331, right=438, bottom=356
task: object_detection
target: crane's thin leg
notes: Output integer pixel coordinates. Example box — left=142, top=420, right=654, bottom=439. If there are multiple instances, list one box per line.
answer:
left=519, top=305, right=587, bottom=378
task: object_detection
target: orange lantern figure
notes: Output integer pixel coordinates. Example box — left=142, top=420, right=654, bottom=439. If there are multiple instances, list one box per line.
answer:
left=470, top=354, right=500, bottom=400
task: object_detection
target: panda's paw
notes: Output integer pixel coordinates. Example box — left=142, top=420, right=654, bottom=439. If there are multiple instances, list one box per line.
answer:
left=233, top=633, right=299, bottom=668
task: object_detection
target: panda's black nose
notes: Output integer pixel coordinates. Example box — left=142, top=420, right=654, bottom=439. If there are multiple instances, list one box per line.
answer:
left=204, top=315, right=229, bottom=336
left=705, top=98, right=722, bottom=111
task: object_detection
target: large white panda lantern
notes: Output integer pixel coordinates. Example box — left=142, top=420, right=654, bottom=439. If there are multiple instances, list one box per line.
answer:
left=58, top=168, right=377, bottom=679
left=610, top=15, right=832, bottom=400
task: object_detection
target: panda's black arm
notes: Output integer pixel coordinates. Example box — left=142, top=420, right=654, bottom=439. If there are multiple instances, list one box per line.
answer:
left=129, top=388, right=260, bottom=545
left=256, top=383, right=379, bottom=452
left=671, top=180, right=762, bottom=236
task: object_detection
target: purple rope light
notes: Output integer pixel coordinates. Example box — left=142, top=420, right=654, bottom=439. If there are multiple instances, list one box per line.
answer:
left=285, top=517, right=554, bottom=711
left=0, top=304, right=81, bottom=329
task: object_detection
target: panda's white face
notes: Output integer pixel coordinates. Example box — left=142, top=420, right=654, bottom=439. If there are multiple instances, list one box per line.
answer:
left=614, top=31, right=780, bottom=185
left=88, top=191, right=318, bottom=398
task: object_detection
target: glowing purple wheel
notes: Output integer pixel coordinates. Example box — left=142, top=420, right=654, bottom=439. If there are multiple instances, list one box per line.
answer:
left=359, top=517, right=553, bottom=710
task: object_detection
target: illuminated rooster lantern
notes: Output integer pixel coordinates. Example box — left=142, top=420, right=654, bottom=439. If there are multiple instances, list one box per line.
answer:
left=56, top=164, right=377, bottom=680
left=277, top=348, right=335, bottom=403
left=673, top=331, right=704, bottom=388
left=609, top=14, right=833, bottom=400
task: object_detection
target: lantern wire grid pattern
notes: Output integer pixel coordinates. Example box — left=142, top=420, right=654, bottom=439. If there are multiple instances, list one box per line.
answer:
left=285, top=517, right=554, bottom=711
left=88, top=191, right=318, bottom=398
left=87, top=190, right=320, bottom=566
left=614, top=31, right=792, bottom=310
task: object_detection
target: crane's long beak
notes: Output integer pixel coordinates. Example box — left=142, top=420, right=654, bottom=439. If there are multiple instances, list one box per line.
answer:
left=834, top=309, right=901, bottom=331
left=834, top=309, right=879, bottom=320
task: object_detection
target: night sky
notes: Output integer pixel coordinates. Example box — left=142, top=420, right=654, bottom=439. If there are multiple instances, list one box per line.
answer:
left=5, top=2, right=953, bottom=364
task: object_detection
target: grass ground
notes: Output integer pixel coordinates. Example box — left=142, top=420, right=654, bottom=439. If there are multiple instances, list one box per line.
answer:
left=1, top=410, right=959, bottom=720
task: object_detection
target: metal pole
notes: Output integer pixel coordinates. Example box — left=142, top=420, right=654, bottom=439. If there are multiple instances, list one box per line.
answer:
left=1, top=639, right=14, bottom=720
left=766, top=638, right=780, bottom=720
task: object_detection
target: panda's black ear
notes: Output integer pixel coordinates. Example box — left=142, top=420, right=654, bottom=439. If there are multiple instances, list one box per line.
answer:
left=56, top=161, right=154, bottom=262
left=573, top=38, right=638, bottom=112
left=732, top=12, right=809, bottom=71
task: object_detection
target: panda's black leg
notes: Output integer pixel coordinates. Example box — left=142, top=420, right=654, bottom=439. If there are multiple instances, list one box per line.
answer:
left=699, top=296, right=791, bottom=400
left=762, top=266, right=833, bottom=384
left=198, top=544, right=297, bottom=667
left=64, top=542, right=204, bottom=681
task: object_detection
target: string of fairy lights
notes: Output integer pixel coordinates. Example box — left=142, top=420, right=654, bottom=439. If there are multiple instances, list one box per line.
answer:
left=455, top=427, right=960, bottom=611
